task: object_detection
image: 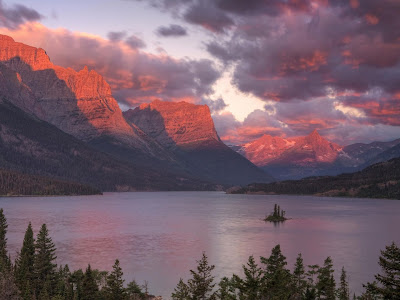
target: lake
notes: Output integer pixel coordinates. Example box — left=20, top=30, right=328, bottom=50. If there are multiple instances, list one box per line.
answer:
left=1, top=192, right=399, bottom=298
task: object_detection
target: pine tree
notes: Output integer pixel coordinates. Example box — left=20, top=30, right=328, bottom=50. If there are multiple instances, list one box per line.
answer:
left=171, top=278, right=191, bottom=300
left=0, top=208, right=10, bottom=272
left=188, top=252, right=216, bottom=300
left=292, top=253, right=307, bottom=297
left=70, top=269, right=84, bottom=299
left=306, top=264, right=320, bottom=287
left=104, top=259, right=126, bottom=300
left=15, top=222, right=35, bottom=295
left=34, top=224, right=57, bottom=297
left=316, top=257, right=336, bottom=300
left=260, top=244, right=292, bottom=299
left=0, top=269, right=20, bottom=300
left=216, top=277, right=237, bottom=300
left=338, top=267, right=350, bottom=300
left=126, top=279, right=144, bottom=299
left=81, top=264, right=99, bottom=300
left=365, top=242, right=400, bottom=299
left=234, top=255, right=263, bottom=299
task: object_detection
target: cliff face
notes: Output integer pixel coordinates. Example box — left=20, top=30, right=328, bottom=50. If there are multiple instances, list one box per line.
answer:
left=125, top=100, right=273, bottom=185
left=0, top=34, right=141, bottom=145
left=124, top=100, right=220, bottom=148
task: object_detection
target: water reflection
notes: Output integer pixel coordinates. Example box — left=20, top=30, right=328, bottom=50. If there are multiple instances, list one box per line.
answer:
left=0, top=192, right=399, bottom=298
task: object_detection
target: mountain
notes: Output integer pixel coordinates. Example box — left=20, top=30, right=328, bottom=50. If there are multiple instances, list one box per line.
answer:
left=229, top=157, right=400, bottom=200
left=0, top=34, right=174, bottom=167
left=0, top=101, right=209, bottom=191
left=237, top=130, right=342, bottom=180
left=338, top=139, right=400, bottom=168
left=124, top=100, right=273, bottom=185
left=234, top=130, right=400, bottom=180
left=0, top=34, right=270, bottom=187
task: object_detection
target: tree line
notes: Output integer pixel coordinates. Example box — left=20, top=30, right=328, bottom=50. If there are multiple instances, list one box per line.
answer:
left=230, top=158, right=400, bottom=200
left=172, top=243, right=400, bottom=300
left=0, top=169, right=101, bottom=196
left=0, top=209, right=155, bottom=300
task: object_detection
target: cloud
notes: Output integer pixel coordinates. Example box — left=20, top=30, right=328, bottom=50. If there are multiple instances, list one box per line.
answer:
left=107, top=31, right=127, bottom=42
left=1, top=22, right=220, bottom=108
left=125, top=34, right=146, bottom=49
left=202, top=97, right=227, bottom=113
left=0, top=0, right=42, bottom=29
left=157, top=24, right=187, bottom=37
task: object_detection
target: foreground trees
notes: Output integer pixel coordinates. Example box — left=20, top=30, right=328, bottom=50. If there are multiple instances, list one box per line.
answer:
left=172, top=242, right=400, bottom=300
left=0, top=209, right=152, bottom=300
left=0, top=208, right=399, bottom=300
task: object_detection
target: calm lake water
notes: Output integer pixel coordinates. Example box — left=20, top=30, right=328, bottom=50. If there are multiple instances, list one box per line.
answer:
left=1, top=192, right=399, bottom=298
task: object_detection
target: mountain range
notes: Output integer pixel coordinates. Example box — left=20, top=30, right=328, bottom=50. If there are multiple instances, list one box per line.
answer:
left=0, top=34, right=398, bottom=193
left=234, top=130, right=400, bottom=180
left=0, top=34, right=272, bottom=191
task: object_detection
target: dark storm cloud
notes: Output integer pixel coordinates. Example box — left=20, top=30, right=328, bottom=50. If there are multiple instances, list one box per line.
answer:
left=0, top=0, right=42, bottom=29
left=157, top=24, right=187, bottom=37
left=107, top=31, right=127, bottom=42
left=125, top=34, right=146, bottom=49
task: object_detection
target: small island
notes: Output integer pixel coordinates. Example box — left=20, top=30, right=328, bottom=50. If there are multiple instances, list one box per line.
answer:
left=264, top=204, right=288, bottom=223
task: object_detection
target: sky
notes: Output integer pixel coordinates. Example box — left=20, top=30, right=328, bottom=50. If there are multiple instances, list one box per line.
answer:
left=0, top=0, right=399, bottom=145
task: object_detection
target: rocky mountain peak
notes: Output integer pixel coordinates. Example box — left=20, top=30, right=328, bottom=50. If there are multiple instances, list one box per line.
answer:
left=124, top=100, right=220, bottom=148
left=0, top=34, right=143, bottom=144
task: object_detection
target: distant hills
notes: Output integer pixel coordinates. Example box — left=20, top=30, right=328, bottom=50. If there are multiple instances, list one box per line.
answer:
left=0, top=34, right=271, bottom=193
left=229, top=157, right=400, bottom=200
left=233, top=130, right=400, bottom=180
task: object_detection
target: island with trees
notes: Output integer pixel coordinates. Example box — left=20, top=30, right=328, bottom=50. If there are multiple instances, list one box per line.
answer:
left=264, top=204, right=288, bottom=223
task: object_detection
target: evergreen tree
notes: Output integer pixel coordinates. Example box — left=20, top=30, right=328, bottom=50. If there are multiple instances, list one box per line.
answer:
left=260, top=244, right=292, bottom=299
left=171, top=278, right=191, bottom=300
left=81, top=264, right=99, bottom=300
left=104, top=259, right=126, bottom=300
left=216, top=277, right=237, bottom=300
left=15, top=222, right=35, bottom=295
left=34, top=224, right=57, bottom=297
left=304, top=286, right=317, bottom=300
left=338, top=267, right=350, bottom=300
left=316, top=257, right=336, bottom=300
left=292, top=253, right=307, bottom=297
left=365, top=242, right=400, bottom=299
left=0, top=268, right=20, bottom=300
left=187, top=252, right=216, bottom=300
left=126, top=279, right=145, bottom=299
left=70, top=269, right=84, bottom=300
left=307, top=264, right=320, bottom=287
left=234, top=255, right=263, bottom=299
left=0, top=208, right=10, bottom=272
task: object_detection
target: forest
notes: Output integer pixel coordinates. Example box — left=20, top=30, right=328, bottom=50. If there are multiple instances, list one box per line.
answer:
left=0, top=169, right=101, bottom=196
left=0, top=208, right=399, bottom=300
left=231, top=158, right=400, bottom=200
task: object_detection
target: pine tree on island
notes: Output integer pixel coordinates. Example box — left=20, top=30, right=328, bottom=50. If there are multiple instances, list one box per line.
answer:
left=264, top=204, right=288, bottom=222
